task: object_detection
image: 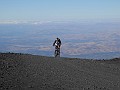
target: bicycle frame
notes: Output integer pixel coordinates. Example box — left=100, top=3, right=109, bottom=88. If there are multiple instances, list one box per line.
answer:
left=54, top=46, right=60, bottom=57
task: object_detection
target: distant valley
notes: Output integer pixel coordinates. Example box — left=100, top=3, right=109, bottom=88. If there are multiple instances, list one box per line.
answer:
left=0, top=21, right=120, bottom=59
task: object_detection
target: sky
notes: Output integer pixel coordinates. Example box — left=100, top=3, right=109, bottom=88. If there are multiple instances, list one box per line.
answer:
left=0, top=0, right=120, bottom=21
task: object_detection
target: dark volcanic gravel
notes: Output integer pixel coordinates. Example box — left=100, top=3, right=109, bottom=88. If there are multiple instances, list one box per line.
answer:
left=0, top=53, right=120, bottom=90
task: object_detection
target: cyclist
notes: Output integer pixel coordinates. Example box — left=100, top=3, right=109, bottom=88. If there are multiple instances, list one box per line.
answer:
left=53, top=38, right=61, bottom=57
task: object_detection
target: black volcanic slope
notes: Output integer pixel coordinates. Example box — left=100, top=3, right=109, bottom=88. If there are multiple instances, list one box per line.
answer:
left=0, top=53, right=120, bottom=90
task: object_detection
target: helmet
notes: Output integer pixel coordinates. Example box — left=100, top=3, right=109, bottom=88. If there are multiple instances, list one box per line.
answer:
left=56, top=37, right=59, bottom=40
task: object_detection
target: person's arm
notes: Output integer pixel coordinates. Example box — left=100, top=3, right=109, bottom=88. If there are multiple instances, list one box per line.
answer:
left=53, top=40, right=56, bottom=46
left=59, top=39, right=61, bottom=45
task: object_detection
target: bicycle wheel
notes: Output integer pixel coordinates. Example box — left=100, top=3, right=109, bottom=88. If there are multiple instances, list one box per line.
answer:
left=54, top=50, right=57, bottom=57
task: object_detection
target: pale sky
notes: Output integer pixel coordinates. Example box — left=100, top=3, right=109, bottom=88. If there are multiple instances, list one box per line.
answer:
left=0, top=0, right=120, bottom=21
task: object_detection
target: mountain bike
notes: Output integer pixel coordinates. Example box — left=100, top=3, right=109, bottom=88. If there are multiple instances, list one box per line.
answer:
left=54, top=46, right=60, bottom=57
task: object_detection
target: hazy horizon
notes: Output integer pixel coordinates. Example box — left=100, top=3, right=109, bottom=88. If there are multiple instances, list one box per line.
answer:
left=0, top=0, right=120, bottom=59
left=0, top=21, right=120, bottom=59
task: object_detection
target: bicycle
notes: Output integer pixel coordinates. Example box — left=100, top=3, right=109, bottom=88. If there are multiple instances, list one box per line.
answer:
left=54, top=45, right=60, bottom=57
